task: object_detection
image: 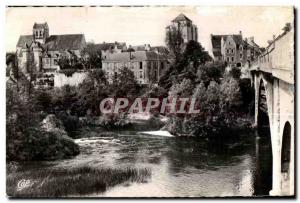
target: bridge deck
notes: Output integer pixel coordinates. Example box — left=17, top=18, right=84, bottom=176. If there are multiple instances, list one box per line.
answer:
left=250, top=26, right=294, bottom=85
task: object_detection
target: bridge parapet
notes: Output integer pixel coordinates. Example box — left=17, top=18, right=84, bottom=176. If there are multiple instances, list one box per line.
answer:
left=250, top=24, right=294, bottom=84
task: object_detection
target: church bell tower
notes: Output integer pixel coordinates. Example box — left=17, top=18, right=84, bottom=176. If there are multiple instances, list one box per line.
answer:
left=33, top=22, right=49, bottom=44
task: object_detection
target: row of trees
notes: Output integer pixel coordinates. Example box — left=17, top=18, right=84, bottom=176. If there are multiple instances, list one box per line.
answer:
left=160, top=24, right=254, bottom=137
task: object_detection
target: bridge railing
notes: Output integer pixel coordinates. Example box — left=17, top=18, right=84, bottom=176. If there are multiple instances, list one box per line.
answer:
left=249, top=23, right=294, bottom=84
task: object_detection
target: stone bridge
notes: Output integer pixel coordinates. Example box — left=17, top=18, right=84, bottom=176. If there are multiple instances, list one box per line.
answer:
left=250, top=24, right=294, bottom=196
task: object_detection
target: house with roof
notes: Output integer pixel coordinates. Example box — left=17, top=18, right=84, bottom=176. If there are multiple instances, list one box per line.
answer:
left=102, top=51, right=168, bottom=84
left=166, top=13, right=198, bottom=43
left=244, top=37, right=261, bottom=61
left=129, top=44, right=170, bottom=55
left=211, top=31, right=261, bottom=68
left=16, top=22, right=86, bottom=74
left=95, top=41, right=127, bottom=59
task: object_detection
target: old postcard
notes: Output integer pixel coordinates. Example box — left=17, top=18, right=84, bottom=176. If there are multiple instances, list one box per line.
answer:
left=5, top=6, right=294, bottom=198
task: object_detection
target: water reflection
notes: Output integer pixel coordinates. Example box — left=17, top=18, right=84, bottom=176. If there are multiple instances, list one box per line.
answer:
left=19, top=129, right=272, bottom=197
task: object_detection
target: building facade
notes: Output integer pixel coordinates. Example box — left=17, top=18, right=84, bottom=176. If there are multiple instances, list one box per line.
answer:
left=102, top=51, right=168, bottom=84
left=211, top=32, right=261, bottom=68
left=166, top=13, right=198, bottom=43
left=16, top=22, right=86, bottom=74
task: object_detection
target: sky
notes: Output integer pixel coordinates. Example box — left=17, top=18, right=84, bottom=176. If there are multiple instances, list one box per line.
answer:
left=5, top=6, right=294, bottom=54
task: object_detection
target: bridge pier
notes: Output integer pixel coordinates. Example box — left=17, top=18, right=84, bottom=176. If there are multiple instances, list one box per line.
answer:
left=253, top=72, right=294, bottom=196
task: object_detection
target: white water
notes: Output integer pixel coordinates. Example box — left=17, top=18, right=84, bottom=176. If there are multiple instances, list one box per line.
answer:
left=139, top=130, right=174, bottom=137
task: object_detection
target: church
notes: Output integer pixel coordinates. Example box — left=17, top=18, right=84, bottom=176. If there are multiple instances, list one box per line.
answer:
left=16, top=22, right=86, bottom=74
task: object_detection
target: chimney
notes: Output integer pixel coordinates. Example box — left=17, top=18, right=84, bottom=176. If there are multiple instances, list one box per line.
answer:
left=239, top=30, right=242, bottom=36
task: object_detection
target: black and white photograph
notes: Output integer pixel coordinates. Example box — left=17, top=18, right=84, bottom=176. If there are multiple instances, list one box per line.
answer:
left=5, top=5, right=295, bottom=198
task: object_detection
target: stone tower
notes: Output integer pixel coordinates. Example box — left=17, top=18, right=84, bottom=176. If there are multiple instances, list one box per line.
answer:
left=166, top=13, right=198, bottom=43
left=33, top=22, right=49, bottom=44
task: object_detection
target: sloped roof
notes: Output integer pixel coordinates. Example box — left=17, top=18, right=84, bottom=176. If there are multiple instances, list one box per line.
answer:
left=211, top=34, right=244, bottom=57
left=33, top=22, right=48, bottom=29
left=103, top=51, right=168, bottom=62
left=150, top=46, right=169, bottom=54
left=17, top=35, right=34, bottom=48
left=211, top=34, right=243, bottom=49
left=231, top=35, right=243, bottom=45
left=45, top=34, right=85, bottom=50
left=95, top=43, right=115, bottom=51
left=172, top=13, right=192, bottom=22
left=211, top=35, right=225, bottom=49
left=132, top=45, right=148, bottom=51
left=17, top=34, right=86, bottom=51
left=245, top=38, right=260, bottom=48
left=95, top=42, right=126, bottom=51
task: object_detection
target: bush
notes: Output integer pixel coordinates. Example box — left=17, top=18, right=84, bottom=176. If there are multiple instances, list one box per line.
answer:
left=34, top=90, right=53, bottom=112
left=7, top=127, right=79, bottom=161
left=230, top=67, right=241, bottom=79
left=96, top=113, right=130, bottom=129
left=169, top=78, right=194, bottom=97
left=56, top=112, right=80, bottom=138
left=6, top=79, right=80, bottom=161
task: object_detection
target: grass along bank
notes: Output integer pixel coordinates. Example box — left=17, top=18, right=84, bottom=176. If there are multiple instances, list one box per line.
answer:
left=7, top=166, right=151, bottom=197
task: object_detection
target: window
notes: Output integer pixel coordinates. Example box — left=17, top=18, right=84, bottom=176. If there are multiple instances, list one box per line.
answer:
left=227, top=49, right=229, bottom=54
left=40, top=30, right=42, bottom=37
left=231, top=57, right=234, bottom=62
left=227, top=57, right=230, bottom=62
left=240, top=54, right=243, bottom=59
left=36, top=30, right=39, bottom=37
left=231, top=49, right=234, bottom=53
left=139, top=62, right=143, bottom=69
left=139, top=71, right=143, bottom=79
left=161, top=62, right=164, bottom=70
left=45, top=58, right=50, bottom=64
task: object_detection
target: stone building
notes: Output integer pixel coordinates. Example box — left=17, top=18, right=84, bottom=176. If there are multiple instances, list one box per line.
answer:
left=211, top=32, right=261, bottom=68
left=166, top=13, right=198, bottom=43
left=16, top=22, right=86, bottom=74
left=95, top=42, right=127, bottom=58
left=244, top=37, right=261, bottom=62
left=102, top=51, right=168, bottom=84
left=129, top=44, right=169, bottom=55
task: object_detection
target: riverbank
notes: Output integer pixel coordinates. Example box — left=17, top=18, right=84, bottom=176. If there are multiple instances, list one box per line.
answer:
left=7, top=163, right=151, bottom=197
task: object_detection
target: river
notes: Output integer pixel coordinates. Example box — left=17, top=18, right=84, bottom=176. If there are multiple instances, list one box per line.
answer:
left=19, top=128, right=273, bottom=197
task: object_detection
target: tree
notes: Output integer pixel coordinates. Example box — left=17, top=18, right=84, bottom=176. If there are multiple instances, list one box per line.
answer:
left=219, top=77, right=242, bottom=113
left=80, top=43, right=102, bottom=69
left=196, top=65, right=222, bottom=86
left=6, top=53, right=18, bottom=78
left=169, top=78, right=194, bottom=98
left=76, top=69, right=109, bottom=116
left=34, top=90, right=53, bottom=112
left=183, top=40, right=212, bottom=69
left=111, top=67, right=140, bottom=97
left=229, top=67, right=241, bottom=79
left=206, top=81, right=220, bottom=115
left=58, top=51, right=84, bottom=70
